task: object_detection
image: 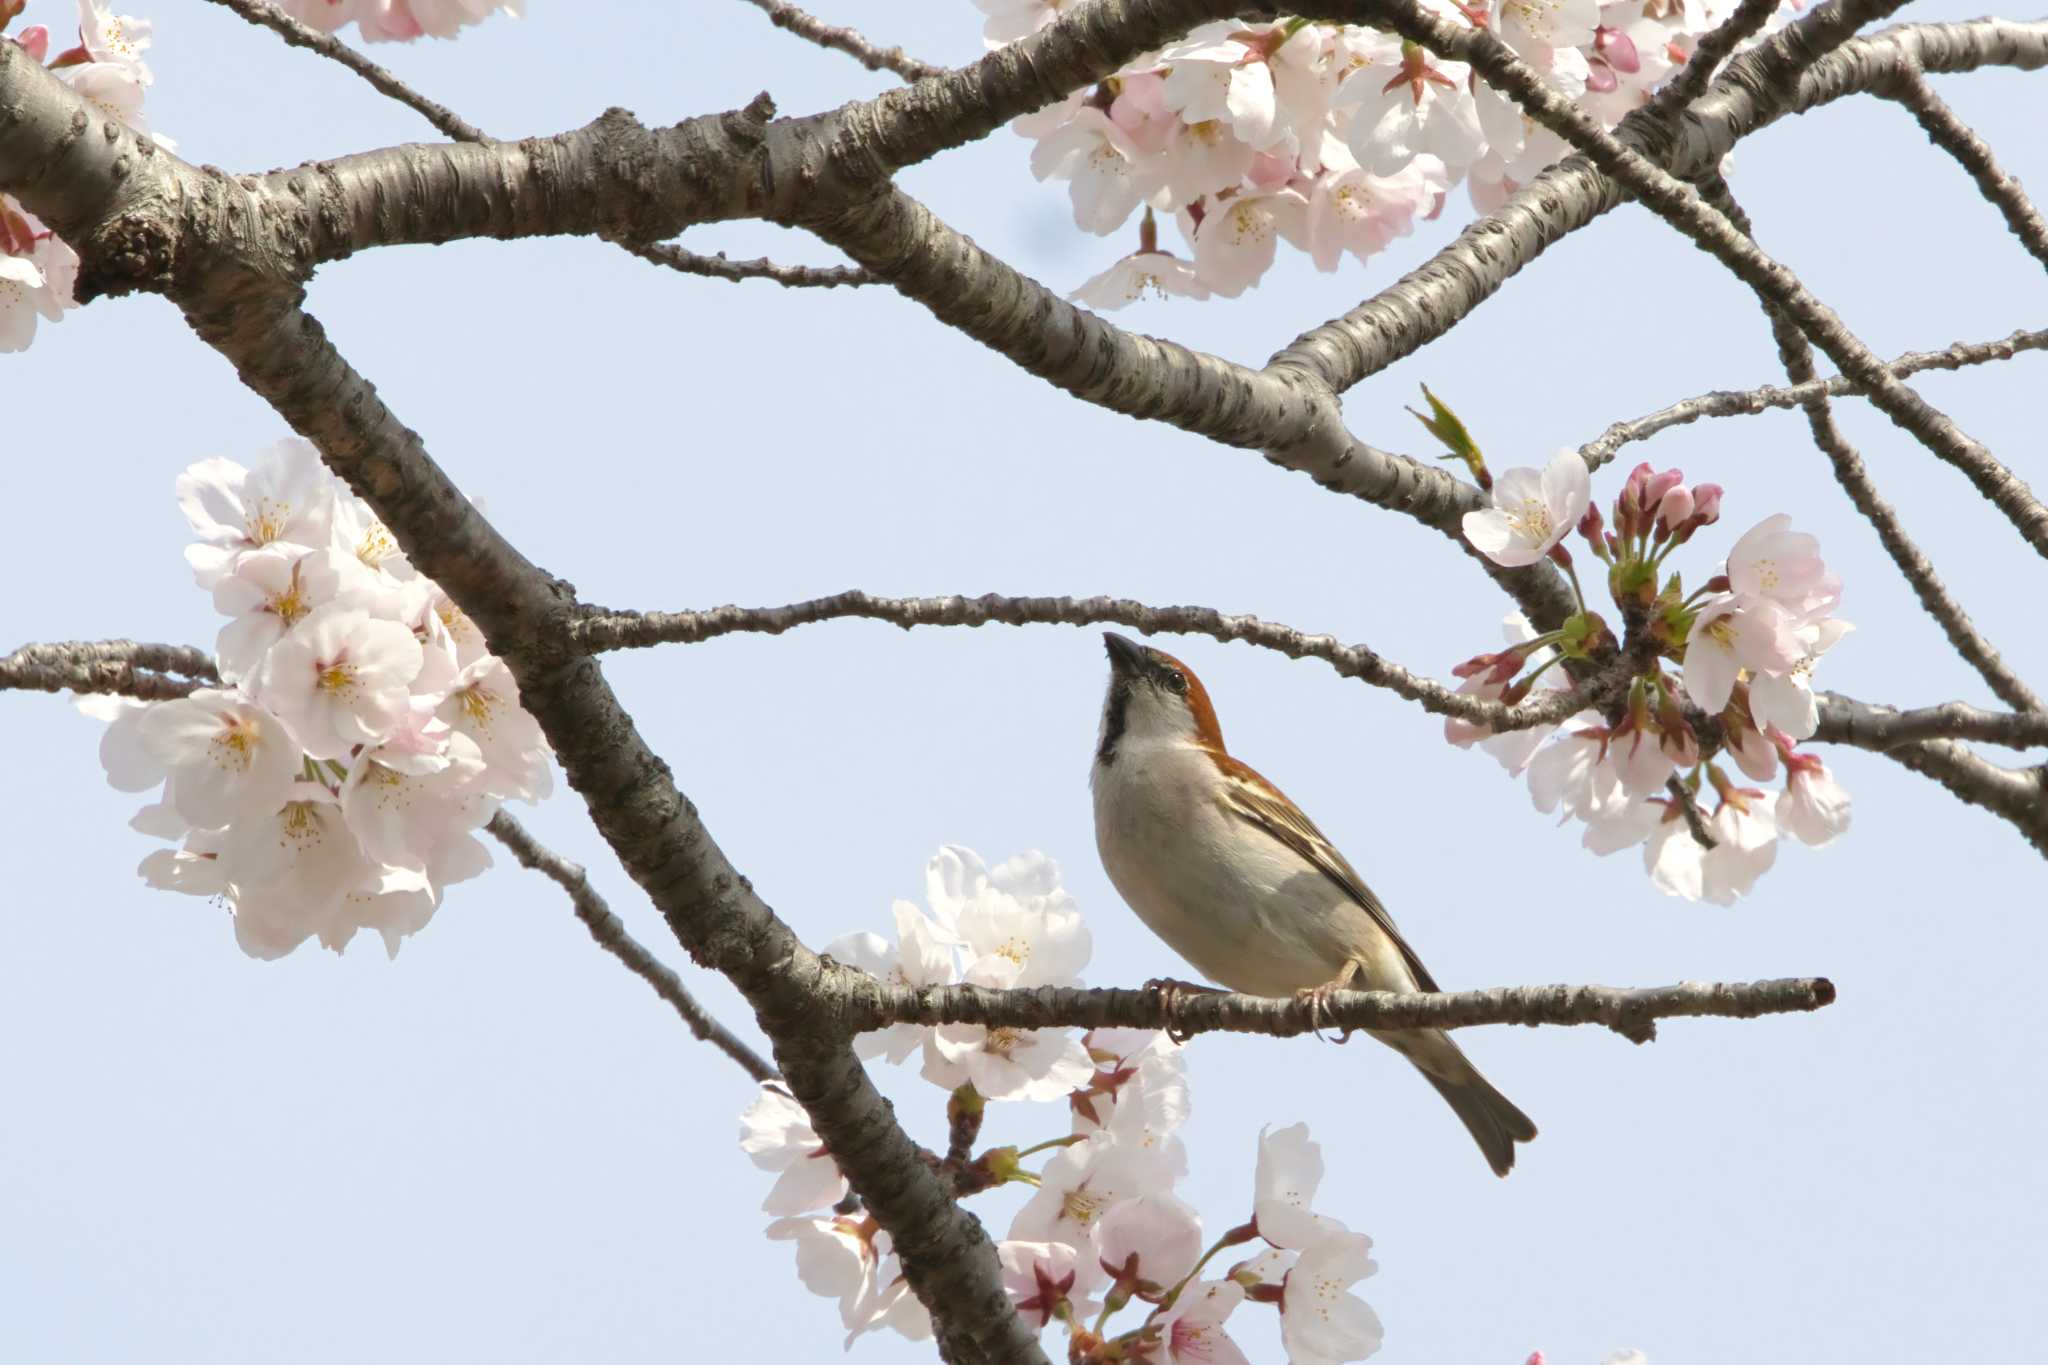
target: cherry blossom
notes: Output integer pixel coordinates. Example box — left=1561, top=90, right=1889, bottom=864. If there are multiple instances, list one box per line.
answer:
left=1728, top=513, right=1841, bottom=621
left=1186, top=187, right=1307, bottom=297
left=1279, top=1225, right=1384, bottom=1365
left=1096, top=1192, right=1204, bottom=1296
left=1682, top=594, right=1802, bottom=714
left=1072, top=249, right=1212, bottom=309
left=136, top=689, right=299, bottom=830
left=1462, top=450, right=1593, bottom=567
left=78, top=1, right=150, bottom=80
left=256, top=606, right=424, bottom=760
left=1011, top=1134, right=1176, bottom=1249
left=739, top=1084, right=852, bottom=1216
left=1646, top=790, right=1778, bottom=905
left=1778, top=749, right=1851, bottom=847
left=1748, top=617, right=1852, bottom=741
left=1151, top=1278, right=1252, bottom=1365
left=971, top=0, right=1070, bottom=47
left=1031, top=108, right=1145, bottom=234
left=178, top=439, right=339, bottom=586
left=825, top=899, right=957, bottom=1064
left=1253, top=1122, right=1328, bottom=1251
left=997, top=1239, right=1105, bottom=1328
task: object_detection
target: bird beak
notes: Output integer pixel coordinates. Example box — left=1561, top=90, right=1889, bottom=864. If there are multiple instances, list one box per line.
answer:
left=1103, top=632, right=1146, bottom=674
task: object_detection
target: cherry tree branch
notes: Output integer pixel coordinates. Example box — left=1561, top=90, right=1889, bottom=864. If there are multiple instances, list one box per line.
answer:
left=1887, top=66, right=2048, bottom=272
left=574, top=589, right=1606, bottom=732
left=1692, top=175, right=2042, bottom=715
left=1578, top=328, right=2048, bottom=468
left=200, top=0, right=488, bottom=142
left=613, top=238, right=877, bottom=288
left=1880, top=739, right=2048, bottom=858
left=0, top=640, right=215, bottom=699
left=846, top=976, right=1838, bottom=1048
left=484, top=811, right=781, bottom=1084
left=1815, top=695, right=2048, bottom=751
left=1358, top=0, right=2048, bottom=570
left=1268, top=14, right=2048, bottom=392
left=734, top=0, right=946, bottom=81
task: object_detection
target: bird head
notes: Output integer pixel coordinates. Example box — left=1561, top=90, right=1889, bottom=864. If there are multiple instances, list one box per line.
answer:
left=1096, top=632, right=1225, bottom=763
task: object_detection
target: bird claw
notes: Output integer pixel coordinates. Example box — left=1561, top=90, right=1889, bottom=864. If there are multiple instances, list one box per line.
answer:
left=1144, top=977, right=1218, bottom=1044
left=1293, top=982, right=1358, bottom=1044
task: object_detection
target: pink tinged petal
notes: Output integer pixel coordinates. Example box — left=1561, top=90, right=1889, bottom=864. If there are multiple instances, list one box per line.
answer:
left=1540, top=449, right=1593, bottom=537
left=763, top=1154, right=851, bottom=1216
left=1683, top=600, right=1744, bottom=712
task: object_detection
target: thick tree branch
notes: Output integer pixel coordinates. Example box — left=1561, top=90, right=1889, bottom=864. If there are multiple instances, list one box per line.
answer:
left=1816, top=694, right=2048, bottom=751
left=1887, top=67, right=2048, bottom=273
left=0, top=640, right=216, bottom=700
left=484, top=811, right=781, bottom=1084
left=574, top=589, right=1604, bottom=733
left=1881, top=739, right=2048, bottom=857
left=1268, top=15, right=2048, bottom=392
left=735, top=0, right=947, bottom=81
left=846, top=976, right=1837, bottom=1048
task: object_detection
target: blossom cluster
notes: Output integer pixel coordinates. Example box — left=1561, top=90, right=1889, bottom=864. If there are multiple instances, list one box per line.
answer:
left=1448, top=450, right=1852, bottom=904
left=984, top=0, right=1794, bottom=307
left=269, top=0, right=522, bottom=43
left=0, top=0, right=172, bottom=351
left=78, top=438, right=553, bottom=958
left=741, top=847, right=1385, bottom=1362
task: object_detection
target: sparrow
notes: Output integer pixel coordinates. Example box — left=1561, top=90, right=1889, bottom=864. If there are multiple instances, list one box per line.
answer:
left=1090, top=632, right=1537, bottom=1176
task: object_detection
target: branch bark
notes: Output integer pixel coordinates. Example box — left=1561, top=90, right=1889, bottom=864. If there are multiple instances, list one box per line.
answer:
left=847, top=976, right=1838, bottom=1048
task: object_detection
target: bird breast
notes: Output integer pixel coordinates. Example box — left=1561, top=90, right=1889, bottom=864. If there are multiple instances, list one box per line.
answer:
left=1092, top=740, right=1369, bottom=997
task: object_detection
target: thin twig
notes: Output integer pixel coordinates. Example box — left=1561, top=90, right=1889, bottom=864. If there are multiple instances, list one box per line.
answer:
left=1653, top=0, right=1785, bottom=112
left=613, top=239, right=877, bottom=289
left=1699, top=176, right=2043, bottom=713
left=1578, top=329, right=2048, bottom=469
left=1888, top=68, right=2048, bottom=272
left=209, top=0, right=862, bottom=289
left=1364, top=0, right=2048, bottom=565
left=200, top=0, right=487, bottom=142
left=485, top=811, right=781, bottom=1084
left=573, top=589, right=1608, bottom=734
left=846, top=976, right=1838, bottom=1048
left=1665, top=775, right=1718, bottom=850
left=0, top=639, right=216, bottom=699
left=735, top=0, right=946, bottom=82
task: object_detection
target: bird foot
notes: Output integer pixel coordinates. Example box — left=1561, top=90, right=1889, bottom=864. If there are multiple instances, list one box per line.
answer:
left=1293, top=980, right=1359, bottom=1044
left=1143, top=977, right=1222, bottom=1044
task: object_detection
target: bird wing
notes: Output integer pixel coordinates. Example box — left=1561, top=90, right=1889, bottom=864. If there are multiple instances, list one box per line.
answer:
left=1216, top=760, right=1441, bottom=994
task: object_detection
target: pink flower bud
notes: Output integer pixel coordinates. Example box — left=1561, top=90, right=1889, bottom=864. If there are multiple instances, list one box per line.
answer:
left=1595, top=26, right=1641, bottom=74
left=1578, top=501, right=1604, bottom=541
left=1585, top=60, right=1618, bottom=94
left=15, top=23, right=47, bottom=61
left=1657, top=485, right=1694, bottom=533
left=1452, top=651, right=1502, bottom=679
left=1622, top=461, right=1652, bottom=508
left=1643, top=467, right=1685, bottom=507
left=1547, top=540, right=1574, bottom=569
left=1690, top=482, right=1724, bottom=526
left=1703, top=573, right=1731, bottom=593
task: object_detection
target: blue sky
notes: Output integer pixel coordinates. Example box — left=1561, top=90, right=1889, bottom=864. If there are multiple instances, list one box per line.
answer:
left=5, top=3, right=2045, bottom=1362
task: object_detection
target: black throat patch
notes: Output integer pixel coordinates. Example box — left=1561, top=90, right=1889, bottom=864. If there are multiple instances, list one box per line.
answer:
left=1096, top=681, right=1132, bottom=767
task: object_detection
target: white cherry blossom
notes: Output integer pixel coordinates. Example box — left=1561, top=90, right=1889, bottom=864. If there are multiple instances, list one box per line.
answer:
left=997, top=1239, right=1105, bottom=1327
left=1280, top=1224, right=1384, bottom=1364
left=1462, top=450, right=1593, bottom=567
left=1254, top=1122, right=1327, bottom=1251
left=1096, top=1191, right=1203, bottom=1294
left=1187, top=187, right=1307, bottom=297
left=1748, top=618, right=1852, bottom=741
left=179, top=439, right=339, bottom=586
left=1728, top=513, right=1841, bottom=621
left=739, top=1084, right=851, bottom=1216
left=137, top=689, right=300, bottom=830
left=257, top=605, right=424, bottom=759
left=1072, top=249, right=1211, bottom=309
left=1779, top=752, right=1851, bottom=847
left=1031, top=108, right=1145, bottom=233
left=1682, top=594, right=1802, bottom=714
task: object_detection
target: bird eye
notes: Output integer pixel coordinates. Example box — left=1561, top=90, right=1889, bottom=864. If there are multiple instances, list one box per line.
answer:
left=1162, top=670, right=1188, bottom=695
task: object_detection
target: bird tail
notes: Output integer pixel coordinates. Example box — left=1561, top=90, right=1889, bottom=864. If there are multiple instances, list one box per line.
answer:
left=1394, top=1029, right=1538, bottom=1177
